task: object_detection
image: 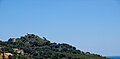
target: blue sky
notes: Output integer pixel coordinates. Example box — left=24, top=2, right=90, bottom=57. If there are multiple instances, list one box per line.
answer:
left=0, top=0, right=120, bottom=56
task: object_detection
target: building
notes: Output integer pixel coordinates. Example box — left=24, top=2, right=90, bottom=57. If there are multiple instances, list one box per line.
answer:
left=12, top=48, right=24, bottom=55
left=8, top=38, right=16, bottom=42
left=0, top=53, right=13, bottom=59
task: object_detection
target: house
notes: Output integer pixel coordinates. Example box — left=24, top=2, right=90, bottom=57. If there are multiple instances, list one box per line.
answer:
left=0, top=53, right=13, bottom=59
left=12, top=48, right=24, bottom=55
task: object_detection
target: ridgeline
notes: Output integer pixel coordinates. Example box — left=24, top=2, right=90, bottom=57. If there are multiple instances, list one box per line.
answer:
left=0, top=34, right=110, bottom=59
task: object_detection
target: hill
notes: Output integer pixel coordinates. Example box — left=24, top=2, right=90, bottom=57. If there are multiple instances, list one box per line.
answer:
left=0, top=34, right=110, bottom=59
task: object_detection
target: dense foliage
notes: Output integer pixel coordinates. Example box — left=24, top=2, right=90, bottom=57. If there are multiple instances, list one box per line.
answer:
left=0, top=34, right=110, bottom=59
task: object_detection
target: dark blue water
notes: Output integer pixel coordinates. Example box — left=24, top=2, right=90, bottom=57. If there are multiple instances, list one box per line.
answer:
left=107, top=56, right=120, bottom=59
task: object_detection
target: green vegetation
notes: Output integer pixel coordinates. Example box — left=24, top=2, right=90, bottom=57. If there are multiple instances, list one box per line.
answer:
left=0, top=34, right=110, bottom=59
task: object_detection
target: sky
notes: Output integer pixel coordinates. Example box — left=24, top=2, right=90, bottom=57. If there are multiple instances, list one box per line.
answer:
left=0, top=0, right=120, bottom=56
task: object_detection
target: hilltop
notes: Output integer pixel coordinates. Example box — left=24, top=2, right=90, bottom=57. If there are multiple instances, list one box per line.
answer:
left=0, top=34, right=110, bottom=59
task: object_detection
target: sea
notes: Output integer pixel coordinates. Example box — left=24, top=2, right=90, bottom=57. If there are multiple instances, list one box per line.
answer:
left=107, top=56, right=120, bottom=59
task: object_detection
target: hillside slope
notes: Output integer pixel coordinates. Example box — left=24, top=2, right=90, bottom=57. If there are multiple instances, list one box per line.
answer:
left=0, top=34, right=110, bottom=59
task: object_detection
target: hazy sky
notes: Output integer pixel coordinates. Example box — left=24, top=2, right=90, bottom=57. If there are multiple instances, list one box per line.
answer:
left=0, top=0, right=120, bottom=56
